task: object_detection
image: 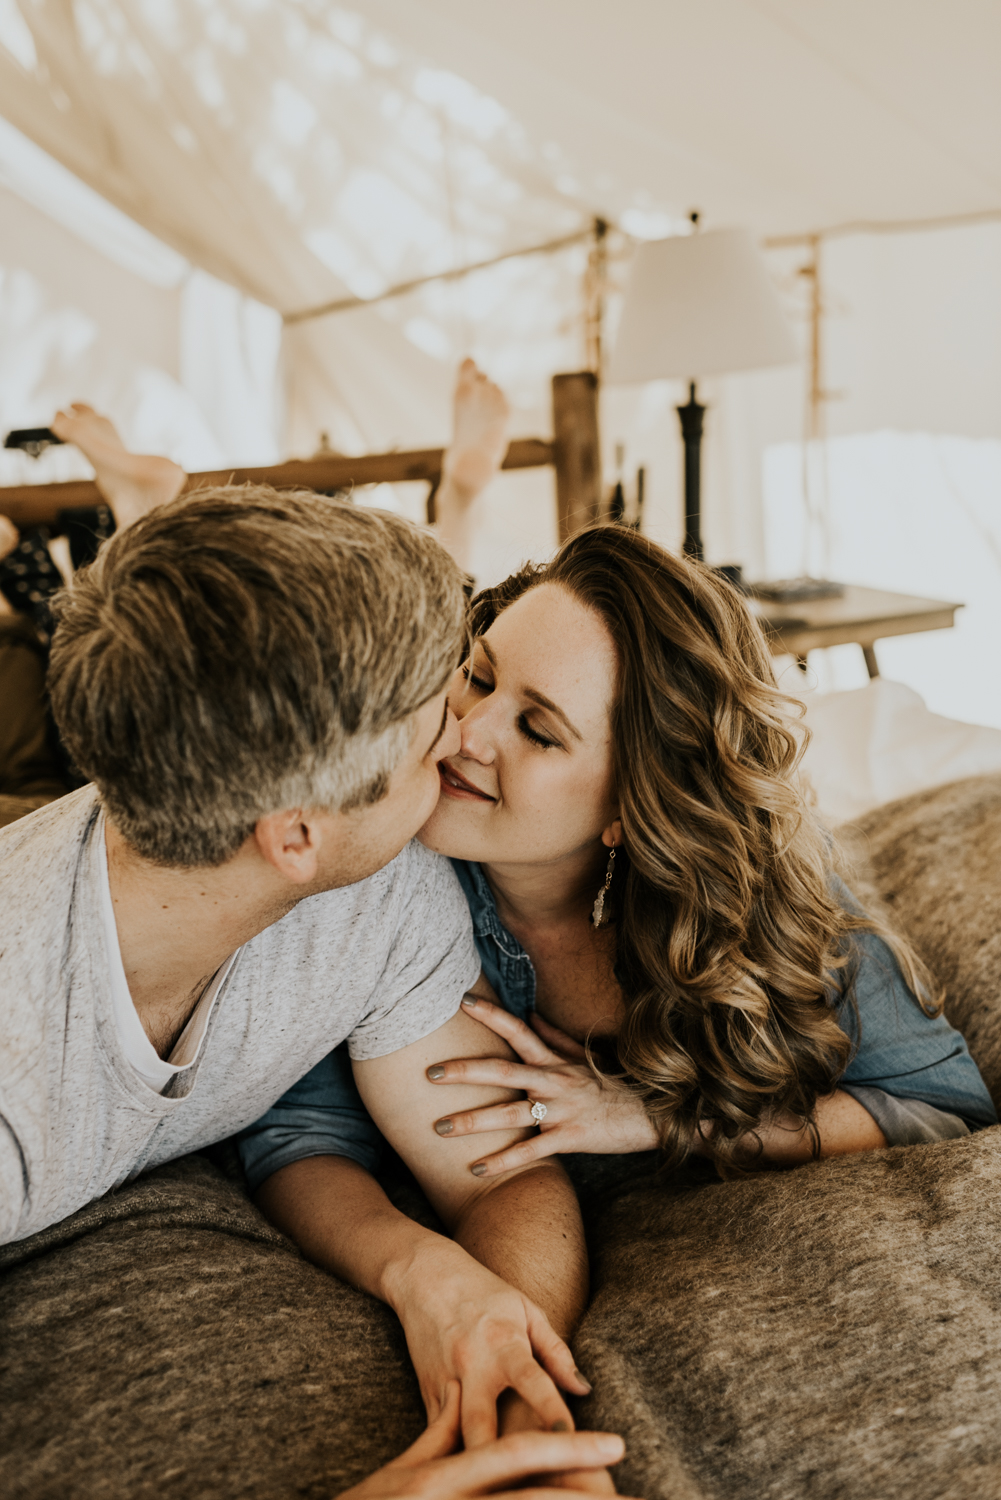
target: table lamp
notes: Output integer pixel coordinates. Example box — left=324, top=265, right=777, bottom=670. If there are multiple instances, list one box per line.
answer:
left=608, top=225, right=797, bottom=560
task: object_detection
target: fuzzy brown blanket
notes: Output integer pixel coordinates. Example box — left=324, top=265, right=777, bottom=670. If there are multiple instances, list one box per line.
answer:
left=4, top=773, right=1001, bottom=1500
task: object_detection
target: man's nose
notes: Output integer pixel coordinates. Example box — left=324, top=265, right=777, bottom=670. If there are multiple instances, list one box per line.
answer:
left=434, top=705, right=462, bottom=762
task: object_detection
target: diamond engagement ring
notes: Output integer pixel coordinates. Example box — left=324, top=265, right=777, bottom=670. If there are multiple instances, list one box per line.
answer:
left=529, top=1100, right=548, bottom=1124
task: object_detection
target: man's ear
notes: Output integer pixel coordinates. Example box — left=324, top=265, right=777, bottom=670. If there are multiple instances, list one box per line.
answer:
left=254, top=808, right=325, bottom=884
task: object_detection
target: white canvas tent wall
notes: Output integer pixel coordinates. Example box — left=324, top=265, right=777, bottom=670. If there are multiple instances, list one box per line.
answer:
left=1, top=0, right=1000, bottom=717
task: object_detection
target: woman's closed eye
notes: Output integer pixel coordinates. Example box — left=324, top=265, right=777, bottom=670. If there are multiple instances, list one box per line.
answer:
left=518, top=713, right=561, bottom=750
left=461, top=663, right=493, bottom=693
left=461, top=660, right=563, bottom=749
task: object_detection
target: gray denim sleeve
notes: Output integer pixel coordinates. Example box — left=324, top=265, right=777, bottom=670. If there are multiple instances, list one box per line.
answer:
left=237, top=1044, right=383, bottom=1195
left=841, top=1083, right=971, bottom=1147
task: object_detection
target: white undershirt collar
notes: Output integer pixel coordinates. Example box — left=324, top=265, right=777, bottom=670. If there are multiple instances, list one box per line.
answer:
left=98, top=815, right=239, bottom=1092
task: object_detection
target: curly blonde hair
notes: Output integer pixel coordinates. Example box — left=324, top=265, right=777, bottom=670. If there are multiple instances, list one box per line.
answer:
left=470, top=525, right=938, bottom=1176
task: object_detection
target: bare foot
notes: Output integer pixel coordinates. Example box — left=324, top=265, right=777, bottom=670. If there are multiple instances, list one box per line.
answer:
left=50, top=404, right=186, bottom=531
left=434, top=360, right=511, bottom=575
left=441, top=358, right=510, bottom=501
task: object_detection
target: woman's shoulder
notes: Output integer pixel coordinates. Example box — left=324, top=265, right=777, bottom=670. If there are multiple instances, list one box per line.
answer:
left=828, top=871, right=868, bottom=920
left=825, top=873, right=910, bottom=1007
left=826, top=876, right=967, bottom=1068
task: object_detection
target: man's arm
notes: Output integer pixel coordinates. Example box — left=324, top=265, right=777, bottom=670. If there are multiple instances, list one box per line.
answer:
left=256, top=1150, right=586, bottom=1444
left=352, top=1001, right=600, bottom=1468
left=254, top=988, right=593, bottom=1447
left=353, top=1002, right=589, bottom=1331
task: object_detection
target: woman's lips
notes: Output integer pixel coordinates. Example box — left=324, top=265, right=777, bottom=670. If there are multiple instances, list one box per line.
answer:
left=438, top=762, right=496, bottom=801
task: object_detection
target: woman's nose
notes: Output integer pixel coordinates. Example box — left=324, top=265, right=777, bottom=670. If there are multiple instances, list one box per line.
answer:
left=458, top=702, right=496, bottom=765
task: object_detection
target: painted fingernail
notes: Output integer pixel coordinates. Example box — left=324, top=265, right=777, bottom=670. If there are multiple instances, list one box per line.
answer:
left=427, top=1065, right=445, bottom=1080
left=574, top=1369, right=593, bottom=1393
left=470, top=1162, right=488, bottom=1177
left=461, top=993, right=478, bottom=1007
left=552, top=1420, right=571, bottom=1432
left=434, top=1118, right=454, bottom=1135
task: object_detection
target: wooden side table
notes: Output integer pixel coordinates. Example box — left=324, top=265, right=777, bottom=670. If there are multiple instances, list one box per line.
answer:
left=750, top=584, right=962, bottom=678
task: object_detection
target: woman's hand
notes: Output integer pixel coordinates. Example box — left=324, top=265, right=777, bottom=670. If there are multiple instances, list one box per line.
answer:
left=426, top=996, right=659, bottom=1178
left=339, top=1381, right=630, bottom=1498
left=386, top=1235, right=591, bottom=1447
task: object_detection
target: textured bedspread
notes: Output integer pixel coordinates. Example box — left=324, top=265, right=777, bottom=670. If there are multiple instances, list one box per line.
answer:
left=4, top=773, right=1001, bottom=1499
left=0, top=1152, right=426, bottom=1498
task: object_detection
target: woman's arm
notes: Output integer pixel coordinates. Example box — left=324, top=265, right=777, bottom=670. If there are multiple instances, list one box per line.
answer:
left=715, top=1090, right=887, bottom=1166
left=424, top=997, right=887, bottom=1174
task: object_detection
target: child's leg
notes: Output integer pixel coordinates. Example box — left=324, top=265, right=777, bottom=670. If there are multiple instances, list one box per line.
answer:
left=50, top=404, right=186, bottom=531
left=435, top=359, right=510, bottom=576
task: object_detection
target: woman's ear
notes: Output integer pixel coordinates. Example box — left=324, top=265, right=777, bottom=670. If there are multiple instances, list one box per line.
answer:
left=601, top=818, right=622, bottom=850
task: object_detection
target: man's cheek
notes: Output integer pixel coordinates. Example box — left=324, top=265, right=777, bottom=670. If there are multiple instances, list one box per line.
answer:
left=424, top=763, right=445, bottom=816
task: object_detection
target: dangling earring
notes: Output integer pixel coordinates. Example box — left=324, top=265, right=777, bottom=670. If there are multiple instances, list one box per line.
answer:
left=590, top=847, right=616, bottom=928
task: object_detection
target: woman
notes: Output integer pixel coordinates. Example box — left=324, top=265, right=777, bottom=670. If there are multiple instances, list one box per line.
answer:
left=415, top=524, right=996, bottom=1181
left=242, top=524, right=995, bottom=1201
left=239, top=522, right=995, bottom=1460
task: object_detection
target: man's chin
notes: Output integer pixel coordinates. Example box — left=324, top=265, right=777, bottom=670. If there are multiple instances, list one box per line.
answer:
left=417, top=798, right=475, bottom=857
left=416, top=800, right=448, bottom=852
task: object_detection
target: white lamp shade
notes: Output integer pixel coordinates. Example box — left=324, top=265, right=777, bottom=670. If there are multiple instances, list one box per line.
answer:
left=608, top=227, right=798, bottom=384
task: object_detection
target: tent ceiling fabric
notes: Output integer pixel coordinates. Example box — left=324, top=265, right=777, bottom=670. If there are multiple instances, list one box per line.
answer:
left=0, top=0, right=585, bottom=309
left=0, top=1, right=998, bottom=458
left=3, top=0, right=997, bottom=322
left=363, top=0, right=1001, bottom=234
left=0, top=0, right=609, bottom=442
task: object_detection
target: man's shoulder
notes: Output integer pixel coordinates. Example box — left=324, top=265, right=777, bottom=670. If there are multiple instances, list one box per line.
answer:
left=393, top=836, right=463, bottom=891
left=0, top=789, right=101, bottom=1070
left=262, top=840, right=468, bottom=952
left=353, top=838, right=467, bottom=924
left=328, top=839, right=461, bottom=909
left=0, top=786, right=101, bottom=906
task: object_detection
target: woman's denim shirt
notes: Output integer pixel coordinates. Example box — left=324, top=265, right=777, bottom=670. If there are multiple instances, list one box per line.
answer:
left=237, top=858, right=997, bottom=1194
left=450, top=859, right=537, bottom=1022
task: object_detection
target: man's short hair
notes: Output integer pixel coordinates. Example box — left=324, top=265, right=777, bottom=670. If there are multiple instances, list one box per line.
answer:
left=48, top=486, right=466, bottom=867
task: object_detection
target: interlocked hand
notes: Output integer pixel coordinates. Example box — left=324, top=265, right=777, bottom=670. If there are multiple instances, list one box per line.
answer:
left=339, top=1382, right=630, bottom=1498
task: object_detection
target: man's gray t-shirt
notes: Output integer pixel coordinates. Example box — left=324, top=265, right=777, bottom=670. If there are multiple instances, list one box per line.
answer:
left=0, top=787, right=480, bottom=1245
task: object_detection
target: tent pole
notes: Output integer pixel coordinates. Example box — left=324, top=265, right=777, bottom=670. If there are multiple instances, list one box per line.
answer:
left=552, top=372, right=602, bottom=542
left=583, top=217, right=608, bottom=375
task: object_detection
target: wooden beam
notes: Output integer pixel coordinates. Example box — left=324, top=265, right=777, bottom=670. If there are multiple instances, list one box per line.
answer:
left=551, top=372, right=602, bottom=543
left=0, top=437, right=556, bottom=531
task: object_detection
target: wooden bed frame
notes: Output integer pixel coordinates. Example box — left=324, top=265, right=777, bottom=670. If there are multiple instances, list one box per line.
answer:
left=1, top=370, right=962, bottom=682
left=0, top=372, right=602, bottom=545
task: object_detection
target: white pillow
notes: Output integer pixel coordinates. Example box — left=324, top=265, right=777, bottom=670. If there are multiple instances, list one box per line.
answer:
left=798, top=677, right=1001, bottom=827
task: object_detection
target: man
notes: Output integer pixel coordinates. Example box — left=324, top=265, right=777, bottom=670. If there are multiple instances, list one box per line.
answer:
left=0, top=486, right=613, bottom=1493
left=0, top=356, right=507, bottom=829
